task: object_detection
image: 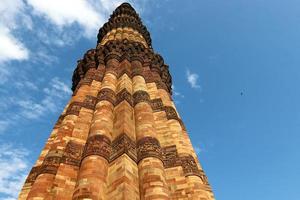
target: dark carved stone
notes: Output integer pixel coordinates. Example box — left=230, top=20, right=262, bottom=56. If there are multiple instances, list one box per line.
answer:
left=137, top=137, right=163, bottom=163
left=39, top=150, right=63, bottom=175
left=82, top=135, right=111, bottom=161
left=97, top=88, right=116, bottom=106
left=72, top=40, right=172, bottom=95
left=164, top=106, right=179, bottom=120
left=116, top=88, right=133, bottom=106
left=150, top=99, right=164, bottom=112
left=110, top=133, right=137, bottom=162
left=54, top=114, right=65, bottom=128
left=82, top=95, right=97, bottom=110
left=66, top=96, right=97, bottom=116
left=133, top=90, right=150, bottom=106
left=61, top=141, right=83, bottom=167
left=199, top=170, right=209, bottom=185
left=180, top=155, right=201, bottom=177
left=162, top=145, right=181, bottom=168
left=66, top=102, right=82, bottom=116
left=25, top=166, right=40, bottom=184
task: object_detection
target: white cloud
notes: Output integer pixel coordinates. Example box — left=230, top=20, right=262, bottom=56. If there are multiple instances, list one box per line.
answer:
left=26, top=0, right=112, bottom=38
left=186, top=69, right=201, bottom=89
left=0, top=0, right=30, bottom=63
left=0, top=144, right=30, bottom=199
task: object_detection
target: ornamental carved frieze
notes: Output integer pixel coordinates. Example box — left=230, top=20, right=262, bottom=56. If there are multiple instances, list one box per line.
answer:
left=54, top=114, right=65, bottom=128
left=199, top=170, right=210, bottom=185
left=25, top=166, right=40, bottom=184
left=82, top=95, right=98, bottom=110
left=116, top=88, right=133, bottom=106
left=39, top=150, right=63, bottom=175
left=66, top=102, right=82, bottom=116
left=137, top=137, right=163, bottom=163
left=164, top=106, right=179, bottom=120
left=110, top=133, right=137, bottom=162
left=162, top=145, right=181, bottom=168
left=66, top=96, right=97, bottom=116
left=61, top=141, right=84, bottom=167
left=133, top=90, right=150, bottom=106
left=97, top=88, right=116, bottom=106
left=180, top=155, right=201, bottom=177
left=72, top=40, right=172, bottom=94
left=150, top=99, right=164, bottom=112
left=162, top=146, right=209, bottom=182
left=82, top=135, right=111, bottom=162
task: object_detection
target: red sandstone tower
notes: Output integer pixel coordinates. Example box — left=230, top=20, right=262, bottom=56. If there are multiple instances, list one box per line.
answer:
left=19, top=3, right=214, bottom=200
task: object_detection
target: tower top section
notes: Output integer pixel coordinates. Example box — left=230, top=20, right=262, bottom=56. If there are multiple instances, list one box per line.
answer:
left=97, top=2, right=152, bottom=48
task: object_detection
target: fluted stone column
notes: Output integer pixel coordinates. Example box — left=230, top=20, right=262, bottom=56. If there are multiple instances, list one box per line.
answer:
left=132, top=61, right=170, bottom=199
left=72, top=61, right=118, bottom=199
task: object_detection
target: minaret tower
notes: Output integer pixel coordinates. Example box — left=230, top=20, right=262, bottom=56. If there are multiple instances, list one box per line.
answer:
left=19, top=3, right=214, bottom=200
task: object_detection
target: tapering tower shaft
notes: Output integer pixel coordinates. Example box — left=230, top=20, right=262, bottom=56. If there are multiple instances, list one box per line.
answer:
left=19, top=3, right=214, bottom=200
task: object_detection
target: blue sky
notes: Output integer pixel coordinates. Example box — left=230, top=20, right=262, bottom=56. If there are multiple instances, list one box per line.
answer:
left=0, top=0, right=299, bottom=199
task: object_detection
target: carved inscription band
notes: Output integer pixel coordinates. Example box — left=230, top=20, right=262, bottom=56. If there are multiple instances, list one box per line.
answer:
left=137, top=137, right=163, bottom=163
left=82, top=134, right=111, bottom=161
left=25, top=134, right=208, bottom=186
left=57, top=89, right=185, bottom=131
left=25, top=141, right=83, bottom=184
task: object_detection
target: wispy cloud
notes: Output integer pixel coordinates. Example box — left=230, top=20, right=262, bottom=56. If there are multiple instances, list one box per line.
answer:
left=186, top=69, right=201, bottom=89
left=17, top=77, right=71, bottom=119
left=0, top=77, right=71, bottom=134
left=0, top=120, right=10, bottom=134
left=0, top=144, right=30, bottom=199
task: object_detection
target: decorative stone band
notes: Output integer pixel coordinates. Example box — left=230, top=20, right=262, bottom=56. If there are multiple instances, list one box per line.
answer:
left=66, top=95, right=98, bottom=116
left=56, top=90, right=185, bottom=131
left=61, top=141, right=84, bottom=167
left=137, top=137, right=163, bottom=163
left=133, top=90, right=150, bottom=106
left=39, top=150, right=63, bottom=175
left=116, top=88, right=133, bottom=106
left=110, top=133, right=137, bottom=162
left=97, top=88, right=117, bottom=106
left=24, top=166, right=40, bottom=184
left=54, top=114, right=65, bottom=129
left=82, top=135, right=111, bottom=162
left=73, top=68, right=105, bottom=94
left=72, top=40, right=172, bottom=94
left=163, top=146, right=210, bottom=184
left=24, top=141, right=84, bottom=185
left=25, top=134, right=209, bottom=187
left=24, top=150, right=63, bottom=184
